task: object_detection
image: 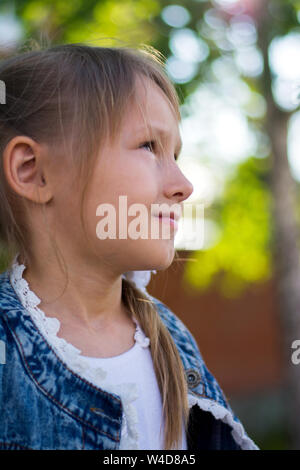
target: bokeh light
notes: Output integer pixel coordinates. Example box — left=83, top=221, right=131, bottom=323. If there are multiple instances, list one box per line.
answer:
left=161, top=4, right=191, bottom=28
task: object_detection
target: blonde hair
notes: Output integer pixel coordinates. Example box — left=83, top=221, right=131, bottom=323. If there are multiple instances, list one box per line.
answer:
left=0, top=41, right=189, bottom=449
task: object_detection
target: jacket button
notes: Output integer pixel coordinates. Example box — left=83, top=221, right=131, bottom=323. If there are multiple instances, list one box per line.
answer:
left=185, top=368, right=201, bottom=388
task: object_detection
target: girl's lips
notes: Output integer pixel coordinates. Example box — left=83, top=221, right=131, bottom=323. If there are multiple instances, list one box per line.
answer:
left=154, top=214, right=178, bottom=231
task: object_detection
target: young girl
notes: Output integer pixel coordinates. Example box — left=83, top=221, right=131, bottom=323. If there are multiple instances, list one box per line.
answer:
left=0, top=42, right=258, bottom=451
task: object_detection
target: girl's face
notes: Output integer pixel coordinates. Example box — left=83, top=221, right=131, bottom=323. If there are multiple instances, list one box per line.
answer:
left=64, top=76, right=194, bottom=275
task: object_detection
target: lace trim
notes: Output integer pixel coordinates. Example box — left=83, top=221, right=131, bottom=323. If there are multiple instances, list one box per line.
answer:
left=9, top=254, right=151, bottom=450
left=187, top=394, right=259, bottom=450
left=122, top=270, right=157, bottom=293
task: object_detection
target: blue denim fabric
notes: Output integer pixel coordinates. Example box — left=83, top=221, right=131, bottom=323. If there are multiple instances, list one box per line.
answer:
left=0, top=268, right=258, bottom=450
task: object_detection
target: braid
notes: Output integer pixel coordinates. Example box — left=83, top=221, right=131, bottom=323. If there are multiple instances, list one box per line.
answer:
left=122, top=276, right=189, bottom=450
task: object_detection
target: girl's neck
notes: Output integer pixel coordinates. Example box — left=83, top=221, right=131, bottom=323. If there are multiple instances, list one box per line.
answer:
left=18, top=252, right=130, bottom=331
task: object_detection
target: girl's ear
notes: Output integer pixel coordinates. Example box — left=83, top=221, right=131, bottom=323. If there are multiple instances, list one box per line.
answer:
left=2, top=135, right=53, bottom=203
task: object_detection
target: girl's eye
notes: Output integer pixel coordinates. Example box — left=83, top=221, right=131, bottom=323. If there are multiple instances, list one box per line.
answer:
left=140, top=141, right=179, bottom=162
left=140, top=141, right=155, bottom=153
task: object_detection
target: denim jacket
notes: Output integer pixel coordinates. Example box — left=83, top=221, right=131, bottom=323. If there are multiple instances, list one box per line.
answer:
left=0, top=267, right=259, bottom=450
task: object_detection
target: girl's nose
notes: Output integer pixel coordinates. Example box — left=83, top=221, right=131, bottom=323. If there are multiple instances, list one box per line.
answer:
left=164, top=166, right=194, bottom=203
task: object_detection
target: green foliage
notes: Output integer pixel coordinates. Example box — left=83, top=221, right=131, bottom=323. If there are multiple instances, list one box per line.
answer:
left=64, top=0, right=161, bottom=45
left=184, top=157, right=273, bottom=298
left=5, top=0, right=161, bottom=46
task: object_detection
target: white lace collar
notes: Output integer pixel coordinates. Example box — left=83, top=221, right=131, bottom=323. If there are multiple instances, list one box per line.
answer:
left=122, top=269, right=157, bottom=293
left=8, top=253, right=152, bottom=450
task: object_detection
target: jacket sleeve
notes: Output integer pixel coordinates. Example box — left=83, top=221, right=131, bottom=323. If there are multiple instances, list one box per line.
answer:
left=149, top=294, right=260, bottom=450
left=0, top=316, right=7, bottom=396
left=187, top=403, right=242, bottom=450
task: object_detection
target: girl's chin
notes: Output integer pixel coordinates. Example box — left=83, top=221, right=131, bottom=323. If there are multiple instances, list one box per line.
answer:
left=147, top=250, right=176, bottom=270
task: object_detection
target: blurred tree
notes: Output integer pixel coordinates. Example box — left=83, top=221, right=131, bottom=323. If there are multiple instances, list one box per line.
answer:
left=255, top=0, right=300, bottom=449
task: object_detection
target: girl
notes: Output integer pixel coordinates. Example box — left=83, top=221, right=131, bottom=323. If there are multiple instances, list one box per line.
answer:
left=0, top=42, right=258, bottom=450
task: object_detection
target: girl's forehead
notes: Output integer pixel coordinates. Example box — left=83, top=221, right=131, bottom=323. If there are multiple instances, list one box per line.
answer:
left=120, top=102, right=181, bottom=151
left=128, top=86, right=178, bottom=128
left=117, top=75, right=180, bottom=141
left=122, top=105, right=180, bottom=140
left=132, top=75, right=175, bottom=109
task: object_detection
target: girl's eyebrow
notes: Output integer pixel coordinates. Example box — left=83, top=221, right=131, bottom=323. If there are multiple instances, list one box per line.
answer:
left=136, top=124, right=183, bottom=154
